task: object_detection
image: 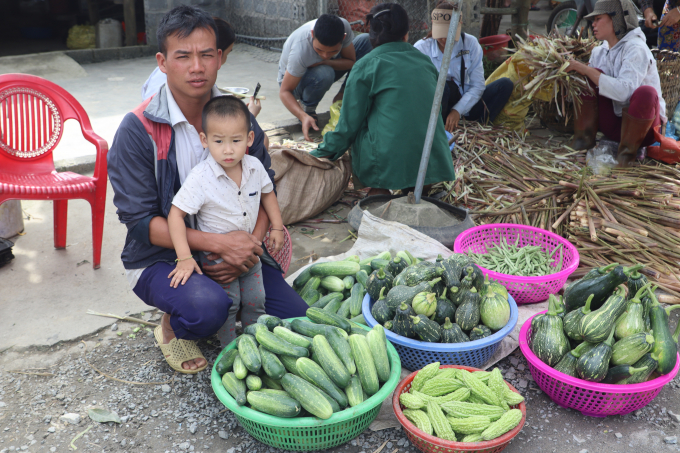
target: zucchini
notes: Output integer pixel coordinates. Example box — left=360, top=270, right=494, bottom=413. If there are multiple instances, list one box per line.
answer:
left=290, top=318, right=348, bottom=339
left=349, top=282, right=367, bottom=318
left=259, top=345, right=286, bottom=380
left=563, top=294, right=594, bottom=341
left=281, top=373, right=333, bottom=419
left=311, top=261, right=361, bottom=278
left=320, top=276, right=346, bottom=293
left=469, top=324, right=492, bottom=341
left=366, top=268, right=393, bottom=301
left=247, top=391, right=301, bottom=417
left=432, top=289, right=456, bottom=324
left=392, top=303, right=416, bottom=338
left=256, top=329, right=309, bottom=358
left=530, top=295, right=570, bottom=367
left=215, top=349, right=238, bottom=376
left=257, top=314, right=283, bottom=331
left=261, top=375, right=283, bottom=390
left=355, top=270, right=369, bottom=288
left=582, top=262, right=619, bottom=281
left=455, top=287, right=481, bottom=332
left=237, top=334, right=262, bottom=373
left=385, top=278, right=442, bottom=310
left=366, top=325, right=390, bottom=383
left=221, top=372, right=247, bottom=406
left=441, top=317, right=469, bottom=343
left=579, top=286, right=628, bottom=343
left=296, top=357, right=349, bottom=408
left=246, top=375, right=262, bottom=391
left=647, top=285, right=680, bottom=374
left=313, top=335, right=351, bottom=388
left=614, top=283, right=650, bottom=340
left=349, top=334, right=380, bottom=395
left=399, top=265, right=444, bottom=287
left=293, top=265, right=315, bottom=290
left=343, top=275, right=355, bottom=290
left=325, top=325, right=356, bottom=375
left=273, top=326, right=312, bottom=348
left=619, top=353, right=658, bottom=384
left=564, top=264, right=642, bottom=312
left=345, top=375, right=364, bottom=407
left=611, top=332, right=654, bottom=366
left=576, top=326, right=615, bottom=382
left=306, top=307, right=351, bottom=333
left=480, top=290, right=511, bottom=332
left=553, top=350, right=580, bottom=377
left=323, top=296, right=345, bottom=314
left=602, top=364, right=648, bottom=384
left=411, top=315, right=442, bottom=342
left=233, top=355, right=248, bottom=380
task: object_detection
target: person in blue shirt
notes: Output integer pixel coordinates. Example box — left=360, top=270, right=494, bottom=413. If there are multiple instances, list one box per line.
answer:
left=415, top=1, right=513, bottom=132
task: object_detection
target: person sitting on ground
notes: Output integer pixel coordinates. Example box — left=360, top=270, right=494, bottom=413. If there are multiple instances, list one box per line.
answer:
left=310, top=3, right=455, bottom=196
left=140, top=17, right=262, bottom=118
left=108, top=5, right=308, bottom=374
left=567, top=0, right=666, bottom=167
left=415, top=1, right=513, bottom=133
left=278, top=14, right=373, bottom=140
left=168, top=96, right=285, bottom=347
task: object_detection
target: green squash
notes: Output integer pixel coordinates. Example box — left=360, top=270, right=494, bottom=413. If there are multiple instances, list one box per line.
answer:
left=647, top=285, right=680, bottom=374
left=392, top=303, right=415, bottom=338
left=412, top=292, right=438, bottom=318
left=627, top=270, right=649, bottom=299
left=432, top=289, right=456, bottom=324
left=469, top=324, right=492, bottom=341
left=576, top=326, right=616, bottom=382
left=462, top=265, right=484, bottom=291
left=399, top=265, right=443, bottom=287
left=579, top=285, right=628, bottom=343
left=385, top=278, right=442, bottom=310
left=480, top=291, right=511, bottom=332
left=366, top=268, right=393, bottom=300
left=441, top=317, right=469, bottom=343
left=410, top=315, right=442, bottom=343
left=614, top=283, right=651, bottom=340
left=439, top=256, right=462, bottom=288
left=581, top=262, right=619, bottom=281
left=564, top=264, right=643, bottom=313
left=530, top=295, right=570, bottom=367
left=448, top=286, right=464, bottom=306
left=387, top=256, right=408, bottom=276
left=455, top=287, right=481, bottom=332
left=618, top=353, right=658, bottom=384
left=371, top=288, right=395, bottom=325
left=562, top=294, right=594, bottom=341
left=611, top=332, right=654, bottom=366
left=553, top=350, right=581, bottom=377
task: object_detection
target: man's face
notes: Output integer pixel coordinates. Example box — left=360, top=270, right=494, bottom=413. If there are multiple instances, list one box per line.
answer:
left=311, top=36, right=344, bottom=60
left=157, top=27, right=222, bottom=101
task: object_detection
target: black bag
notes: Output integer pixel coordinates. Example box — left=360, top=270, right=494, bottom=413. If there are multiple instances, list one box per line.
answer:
left=0, top=238, right=15, bottom=268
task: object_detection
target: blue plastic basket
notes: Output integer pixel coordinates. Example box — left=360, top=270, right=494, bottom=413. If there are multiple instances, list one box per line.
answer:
left=362, top=293, right=518, bottom=371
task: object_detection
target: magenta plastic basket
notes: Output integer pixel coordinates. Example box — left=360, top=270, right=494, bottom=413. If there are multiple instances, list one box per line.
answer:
left=519, top=311, right=680, bottom=417
left=453, top=223, right=579, bottom=304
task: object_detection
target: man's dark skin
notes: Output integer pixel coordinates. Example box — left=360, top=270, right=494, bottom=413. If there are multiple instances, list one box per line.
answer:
left=151, top=26, right=271, bottom=370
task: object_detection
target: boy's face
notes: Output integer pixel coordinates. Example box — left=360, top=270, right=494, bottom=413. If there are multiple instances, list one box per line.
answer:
left=200, top=114, right=255, bottom=171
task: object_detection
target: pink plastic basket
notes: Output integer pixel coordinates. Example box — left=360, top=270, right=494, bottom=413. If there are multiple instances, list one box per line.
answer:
left=453, top=224, right=579, bottom=304
left=519, top=311, right=680, bottom=417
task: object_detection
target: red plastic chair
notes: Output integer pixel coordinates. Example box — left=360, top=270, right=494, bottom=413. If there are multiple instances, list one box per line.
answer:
left=0, top=74, right=108, bottom=269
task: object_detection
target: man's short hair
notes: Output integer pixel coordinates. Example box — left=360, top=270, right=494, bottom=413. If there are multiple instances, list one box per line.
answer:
left=202, top=96, right=251, bottom=134
left=157, top=5, right=218, bottom=54
left=214, top=17, right=236, bottom=52
left=313, top=14, right=346, bottom=46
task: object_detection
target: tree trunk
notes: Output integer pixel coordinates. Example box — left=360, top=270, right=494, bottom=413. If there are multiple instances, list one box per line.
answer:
left=481, top=0, right=503, bottom=37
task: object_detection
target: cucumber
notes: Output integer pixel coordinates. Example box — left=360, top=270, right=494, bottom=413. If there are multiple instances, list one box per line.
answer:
left=237, top=335, right=261, bottom=373
left=273, top=326, right=312, bottom=348
left=293, top=265, right=315, bottom=290
left=259, top=345, right=286, bottom=380
left=311, top=292, right=344, bottom=309
left=343, top=275, right=355, bottom=290
left=306, top=307, right=352, bottom=333
left=261, top=375, right=283, bottom=390
left=350, top=324, right=369, bottom=336
left=325, top=325, right=356, bottom=375
left=221, top=372, right=246, bottom=406
left=321, top=276, right=346, bottom=293
left=215, top=349, right=238, bottom=376
left=366, top=325, right=390, bottom=383
left=296, top=357, right=349, bottom=408
left=279, top=354, right=300, bottom=375
left=370, top=258, right=390, bottom=270
left=323, top=296, right=345, bottom=314
left=349, top=334, right=380, bottom=396
left=233, top=355, right=248, bottom=380
left=355, top=270, right=369, bottom=288
left=281, top=373, right=334, bottom=420
left=317, top=387, right=342, bottom=413
left=246, top=375, right=262, bottom=391
left=260, top=388, right=288, bottom=396
left=257, top=314, right=283, bottom=331
left=310, top=261, right=361, bottom=278
left=244, top=323, right=268, bottom=337
left=349, top=282, right=367, bottom=318
left=345, top=375, right=364, bottom=407
left=312, top=335, right=351, bottom=389
left=290, top=319, right=348, bottom=339
left=336, top=297, right=352, bottom=319
left=300, top=276, right=321, bottom=296
left=302, top=289, right=320, bottom=306
left=343, top=255, right=360, bottom=263
left=359, top=251, right=391, bottom=266
left=256, top=329, right=309, bottom=358
left=247, top=391, right=301, bottom=418
left=350, top=314, right=367, bottom=326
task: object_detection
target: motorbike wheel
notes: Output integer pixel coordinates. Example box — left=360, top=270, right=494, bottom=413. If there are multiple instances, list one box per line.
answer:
left=547, top=1, right=589, bottom=36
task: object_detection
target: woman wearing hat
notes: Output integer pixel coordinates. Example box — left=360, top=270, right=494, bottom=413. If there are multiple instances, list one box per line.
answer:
left=567, top=0, right=666, bottom=167
left=414, top=1, right=514, bottom=132
left=310, top=3, right=455, bottom=195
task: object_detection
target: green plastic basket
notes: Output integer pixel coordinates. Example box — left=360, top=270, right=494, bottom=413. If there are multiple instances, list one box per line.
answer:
left=211, top=317, right=402, bottom=451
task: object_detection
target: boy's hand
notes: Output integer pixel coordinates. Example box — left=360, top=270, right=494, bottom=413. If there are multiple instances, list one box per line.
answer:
left=268, top=230, right=285, bottom=254
left=168, top=258, right=202, bottom=288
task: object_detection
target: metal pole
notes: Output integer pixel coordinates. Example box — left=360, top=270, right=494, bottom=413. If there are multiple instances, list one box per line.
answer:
left=414, top=1, right=463, bottom=203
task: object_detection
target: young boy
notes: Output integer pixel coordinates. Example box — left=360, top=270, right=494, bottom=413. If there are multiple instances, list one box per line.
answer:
left=167, top=96, right=285, bottom=346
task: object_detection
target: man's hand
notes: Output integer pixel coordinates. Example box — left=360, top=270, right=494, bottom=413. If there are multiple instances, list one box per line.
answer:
left=644, top=7, right=658, bottom=28
left=302, top=114, right=319, bottom=141
left=660, top=7, right=680, bottom=27
left=445, top=109, right=461, bottom=132
left=201, top=261, right=242, bottom=284
left=205, top=230, right=263, bottom=272
left=247, top=96, right=262, bottom=118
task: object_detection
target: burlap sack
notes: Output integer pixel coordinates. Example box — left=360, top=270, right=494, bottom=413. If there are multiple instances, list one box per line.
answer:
left=269, top=145, right=351, bottom=225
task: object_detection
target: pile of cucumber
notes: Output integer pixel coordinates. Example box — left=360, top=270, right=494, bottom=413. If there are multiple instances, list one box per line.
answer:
left=399, top=363, right=524, bottom=443
left=368, top=253, right=512, bottom=343
left=530, top=263, right=680, bottom=384
left=215, top=311, right=392, bottom=420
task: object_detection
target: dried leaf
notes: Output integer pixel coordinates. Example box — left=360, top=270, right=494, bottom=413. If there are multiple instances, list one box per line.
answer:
left=88, top=408, right=121, bottom=424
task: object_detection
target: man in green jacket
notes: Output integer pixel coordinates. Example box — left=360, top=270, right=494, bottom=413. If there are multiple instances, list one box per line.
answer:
left=310, top=4, right=455, bottom=194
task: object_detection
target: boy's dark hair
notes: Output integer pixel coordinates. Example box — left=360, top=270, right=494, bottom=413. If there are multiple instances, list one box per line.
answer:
left=313, top=14, right=346, bottom=46
left=202, top=96, right=251, bottom=134
left=214, top=17, right=236, bottom=51
left=366, top=3, right=410, bottom=48
left=157, top=5, right=218, bottom=54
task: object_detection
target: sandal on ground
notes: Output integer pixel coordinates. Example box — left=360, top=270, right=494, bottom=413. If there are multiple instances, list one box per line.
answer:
left=154, top=325, right=208, bottom=374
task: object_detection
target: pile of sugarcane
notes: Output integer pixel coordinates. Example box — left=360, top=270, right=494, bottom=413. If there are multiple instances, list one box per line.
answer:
left=429, top=123, right=680, bottom=297
left=513, top=34, right=598, bottom=118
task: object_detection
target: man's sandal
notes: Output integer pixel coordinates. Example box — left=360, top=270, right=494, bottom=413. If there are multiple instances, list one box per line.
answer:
left=154, top=325, right=208, bottom=374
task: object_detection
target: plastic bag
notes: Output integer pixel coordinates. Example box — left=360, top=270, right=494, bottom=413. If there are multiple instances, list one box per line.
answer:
left=321, top=100, right=342, bottom=137
left=66, top=25, right=96, bottom=50
left=647, top=125, right=680, bottom=164
left=486, top=52, right=555, bottom=131
left=586, top=140, right=619, bottom=175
